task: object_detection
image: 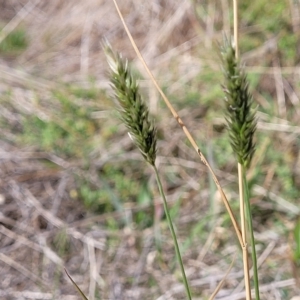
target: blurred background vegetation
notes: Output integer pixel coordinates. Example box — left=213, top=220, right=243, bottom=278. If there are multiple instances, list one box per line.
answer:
left=0, top=0, right=299, bottom=299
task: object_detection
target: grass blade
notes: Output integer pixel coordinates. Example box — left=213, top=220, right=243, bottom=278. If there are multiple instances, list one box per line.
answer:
left=65, top=268, right=89, bottom=300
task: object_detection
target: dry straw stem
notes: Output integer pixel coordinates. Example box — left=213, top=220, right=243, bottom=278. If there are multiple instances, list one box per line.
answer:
left=65, top=268, right=89, bottom=300
left=208, top=253, right=236, bottom=300
left=111, top=0, right=243, bottom=247
left=239, top=164, right=251, bottom=300
left=233, top=0, right=239, bottom=59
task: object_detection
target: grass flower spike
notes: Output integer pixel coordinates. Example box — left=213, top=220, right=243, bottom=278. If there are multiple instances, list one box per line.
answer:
left=221, top=37, right=260, bottom=300
left=104, top=44, right=157, bottom=166
left=221, top=39, right=257, bottom=169
left=104, top=43, right=192, bottom=300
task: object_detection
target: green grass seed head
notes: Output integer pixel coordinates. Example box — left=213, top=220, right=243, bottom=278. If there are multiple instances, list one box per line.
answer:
left=104, top=44, right=157, bottom=166
left=221, top=38, right=257, bottom=168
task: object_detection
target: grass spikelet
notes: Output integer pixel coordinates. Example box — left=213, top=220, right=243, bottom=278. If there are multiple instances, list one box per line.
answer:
left=221, top=38, right=257, bottom=168
left=104, top=44, right=157, bottom=166
left=221, top=37, right=260, bottom=300
left=104, top=42, right=192, bottom=300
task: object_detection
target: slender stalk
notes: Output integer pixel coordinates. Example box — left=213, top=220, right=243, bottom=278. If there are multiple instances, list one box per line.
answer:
left=153, top=165, right=192, bottom=300
left=243, top=169, right=260, bottom=300
left=238, top=163, right=251, bottom=300
left=232, top=2, right=252, bottom=299
left=233, top=0, right=239, bottom=58
left=238, top=164, right=246, bottom=246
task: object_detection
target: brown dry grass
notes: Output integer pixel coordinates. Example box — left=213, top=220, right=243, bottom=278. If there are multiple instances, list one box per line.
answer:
left=0, top=0, right=300, bottom=299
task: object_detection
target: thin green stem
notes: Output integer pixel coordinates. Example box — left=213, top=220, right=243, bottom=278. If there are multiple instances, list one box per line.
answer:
left=153, top=165, right=192, bottom=300
left=243, top=168, right=260, bottom=300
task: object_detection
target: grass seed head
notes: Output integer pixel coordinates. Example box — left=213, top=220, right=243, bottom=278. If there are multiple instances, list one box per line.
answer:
left=221, top=38, right=257, bottom=168
left=104, top=44, right=157, bottom=166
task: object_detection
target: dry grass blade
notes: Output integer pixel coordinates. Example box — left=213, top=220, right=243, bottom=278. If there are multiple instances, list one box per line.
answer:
left=112, top=0, right=243, bottom=247
left=0, top=225, right=63, bottom=265
left=0, top=0, right=40, bottom=45
left=209, top=253, right=237, bottom=300
left=65, top=268, right=89, bottom=300
left=0, top=253, right=49, bottom=288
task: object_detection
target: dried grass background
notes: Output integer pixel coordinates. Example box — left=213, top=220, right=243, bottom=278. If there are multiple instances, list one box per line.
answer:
left=0, top=0, right=300, bottom=299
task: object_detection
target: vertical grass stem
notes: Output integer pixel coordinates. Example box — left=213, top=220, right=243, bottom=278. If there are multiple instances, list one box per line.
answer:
left=243, top=169, right=260, bottom=300
left=233, top=0, right=239, bottom=58
left=153, top=165, right=192, bottom=300
left=238, top=163, right=251, bottom=300
left=233, top=0, right=251, bottom=294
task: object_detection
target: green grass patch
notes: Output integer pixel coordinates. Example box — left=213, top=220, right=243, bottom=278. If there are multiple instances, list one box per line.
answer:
left=0, top=27, right=28, bottom=55
left=21, top=89, right=102, bottom=158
